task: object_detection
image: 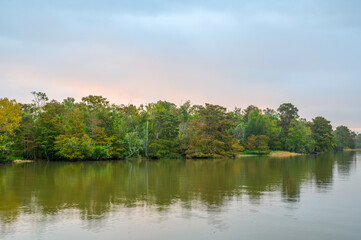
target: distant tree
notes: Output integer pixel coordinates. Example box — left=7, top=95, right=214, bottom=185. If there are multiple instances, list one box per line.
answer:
left=243, top=105, right=260, bottom=123
left=230, top=121, right=246, bottom=144
left=0, top=98, right=23, bottom=159
left=81, top=95, right=111, bottom=145
left=311, top=116, right=334, bottom=152
left=333, top=126, right=355, bottom=151
left=355, top=134, right=361, bottom=148
left=244, top=110, right=281, bottom=149
left=55, top=135, right=94, bottom=160
left=277, top=103, right=299, bottom=132
left=31, top=91, right=48, bottom=118
left=245, top=135, right=270, bottom=154
left=285, top=120, right=315, bottom=153
left=120, top=105, right=144, bottom=158
left=31, top=91, right=48, bottom=107
left=81, top=95, right=109, bottom=110
left=5, top=91, right=358, bottom=161
left=178, top=101, right=192, bottom=138
left=185, top=104, right=242, bottom=158
left=263, top=108, right=279, bottom=121
left=147, top=101, right=180, bottom=158
left=13, top=104, right=37, bottom=159
left=36, top=100, right=65, bottom=160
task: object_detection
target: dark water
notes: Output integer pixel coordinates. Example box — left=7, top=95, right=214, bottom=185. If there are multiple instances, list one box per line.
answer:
left=1, top=152, right=361, bottom=239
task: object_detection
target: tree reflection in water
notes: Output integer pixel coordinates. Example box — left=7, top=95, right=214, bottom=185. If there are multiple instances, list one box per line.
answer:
left=0, top=152, right=357, bottom=229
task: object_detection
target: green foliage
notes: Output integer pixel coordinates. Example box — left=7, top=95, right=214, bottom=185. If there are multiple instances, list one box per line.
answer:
left=277, top=103, right=299, bottom=133
left=185, top=104, right=241, bottom=158
left=36, top=101, right=65, bottom=160
left=245, top=135, right=270, bottom=154
left=243, top=105, right=260, bottom=123
left=285, top=120, right=315, bottom=153
left=147, top=101, right=180, bottom=158
left=333, top=126, right=355, bottom=150
left=55, top=135, right=94, bottom=160
left=124, top=131, right=143, bottom=157
left=149, top=139, right=181, bottom=158
left=244, top=110, right=281, bottom=149
left=93, top=145, right=112, bottom=160
left=0, top=98, right=23, bottom=159
left=2, top=93, right=352, bottom=160
left=355, top=134, right=361, bottom=148
left=13, top=104, right=37, bottom=159
left=31, top=91, right=48, bottom=115
left=311, top=117, right=334, bottom=152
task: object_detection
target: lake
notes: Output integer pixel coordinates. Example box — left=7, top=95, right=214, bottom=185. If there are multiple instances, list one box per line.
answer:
left=1, top=152, right=360, bottom=239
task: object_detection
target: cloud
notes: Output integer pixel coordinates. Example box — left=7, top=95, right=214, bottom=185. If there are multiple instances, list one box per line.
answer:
left=0, top=0, right=360, bottom=128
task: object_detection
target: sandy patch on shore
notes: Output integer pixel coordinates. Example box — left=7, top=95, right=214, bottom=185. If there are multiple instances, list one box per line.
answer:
left=13, top=159, right=34, bottom=163
left=238, top=151, right=302, bottom=158
left=269, top=151, right=302, bottom=157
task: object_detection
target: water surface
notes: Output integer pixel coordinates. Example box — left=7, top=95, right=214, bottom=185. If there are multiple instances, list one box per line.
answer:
left=1, top=152, right=360, bottom=239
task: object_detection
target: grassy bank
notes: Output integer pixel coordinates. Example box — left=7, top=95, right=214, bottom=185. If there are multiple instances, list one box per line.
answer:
left=0, top=156, right=34, bottom=164
left=344, top=148, right=361, bottom=151
left=238, top=151, right=302, bottom=158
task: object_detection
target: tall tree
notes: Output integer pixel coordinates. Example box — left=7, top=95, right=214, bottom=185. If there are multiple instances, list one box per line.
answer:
left=14, top=104, right=37, bottom=159
left=355, top=134, right=361, bottom=148
left=245, top=135, right=270, bottom=154
left=243, top=105, right=260, bottom=123
left=311, top=116, right=334, bottom=152
left=285, top=120, right=315, bottom=153
left=333, top=126, right=355, bottom=151
left=244, top=110, right=281, bottom=149
left=185, top=104, right=242, bottom=158
left=277, top=103, right=299, bottom=133
left=120, top=104, right=144, bottom=157
left=36, top=100, right=65, bottom=160
left=0, top=98, right=23, bottom=159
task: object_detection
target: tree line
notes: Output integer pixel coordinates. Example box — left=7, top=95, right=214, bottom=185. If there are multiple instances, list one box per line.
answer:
left=0, top=92, right=360, bottom=161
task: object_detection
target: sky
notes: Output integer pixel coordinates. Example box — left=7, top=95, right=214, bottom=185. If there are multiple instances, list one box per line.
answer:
left=0, top=0, right=360, bottom=130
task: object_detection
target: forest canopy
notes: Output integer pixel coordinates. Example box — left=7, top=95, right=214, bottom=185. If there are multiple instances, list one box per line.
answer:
left=0, top=92, right=359, bottom=161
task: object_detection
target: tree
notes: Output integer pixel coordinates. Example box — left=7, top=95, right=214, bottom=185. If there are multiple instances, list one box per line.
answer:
left=277, top=103, right=299, bottom=134
left=4, top=91, right=358, bottom=160
left=81, top=95, right=111, bottom=145
left=0, top=98, right=23, bottom=159
left=285, top=120, right=315, bottom=153
left=333, top=126, right=355, bottom=151
left=13, top=104, right=37, bottom=159
left=311, top=116, right=334, bottom=152
left=263, top=108, right=279, bottom=121
left=244, top=110, right=281, bottom=149
left=120, top=105, right=144, bottom=158
left=245, top=135, right=270, bottom=154
left=147, top=101, right=180, bottom=158
left=55, top=134, right=94, bottom=160
left=31, top=91, right=48, bottom=118
left=81, top=95, right=109, bottom=110
left=185, top=104, right=242, bottom=158
left=178, top=101, right=192, bottom=138
left=355, top=134, right=361, bottom=148
left=35, top=100, right=65, bottom=160
left=243, top=105, right=260, bottom=123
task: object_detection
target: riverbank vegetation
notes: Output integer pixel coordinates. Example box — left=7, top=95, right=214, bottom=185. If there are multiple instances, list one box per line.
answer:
left=1, top=92, right=360, bottom=161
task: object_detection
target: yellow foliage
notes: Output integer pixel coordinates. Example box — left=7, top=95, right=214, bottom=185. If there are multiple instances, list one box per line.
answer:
left=0, top=98, right=23, bottom=152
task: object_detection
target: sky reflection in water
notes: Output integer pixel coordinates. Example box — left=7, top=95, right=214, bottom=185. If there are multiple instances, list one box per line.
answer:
left=0, top=152, right=360, bottom=239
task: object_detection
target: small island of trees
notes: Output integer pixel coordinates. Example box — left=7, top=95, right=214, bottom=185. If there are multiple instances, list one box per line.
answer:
left=1, top=92, right=360, bottom=161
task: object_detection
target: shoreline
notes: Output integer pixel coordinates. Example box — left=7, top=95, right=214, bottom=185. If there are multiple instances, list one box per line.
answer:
left=238, top=151, right=302, bottom=158
left=0, top=159, right=34, bottom=165
left=4, top=150, right=360, bottom=163
left=344, top=148, right=361, bottom=152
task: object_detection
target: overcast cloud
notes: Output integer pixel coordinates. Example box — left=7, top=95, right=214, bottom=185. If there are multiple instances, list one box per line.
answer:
left=0, top=0, right=360, bottom=129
